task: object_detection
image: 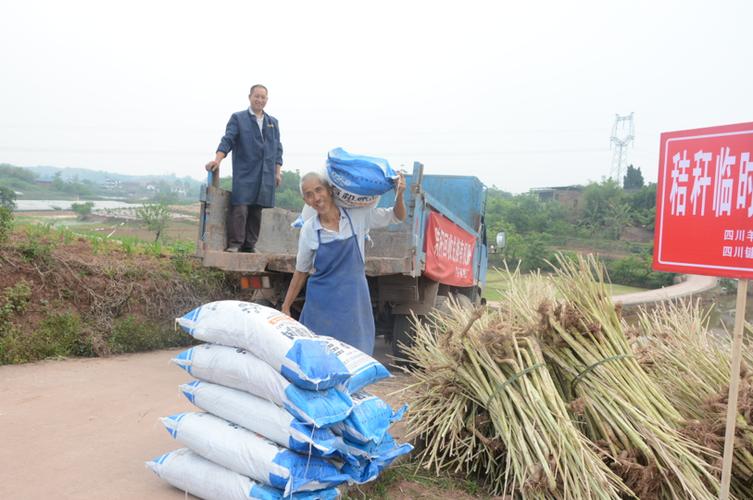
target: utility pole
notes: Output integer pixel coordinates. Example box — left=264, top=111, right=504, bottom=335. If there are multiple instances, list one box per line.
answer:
left=610, top=112, right=635, bottom=186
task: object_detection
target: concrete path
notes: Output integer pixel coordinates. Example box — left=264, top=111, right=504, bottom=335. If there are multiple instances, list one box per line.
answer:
left=0, top=338, right=404, bottom=500
left=611, top=274, right=719, bottom=306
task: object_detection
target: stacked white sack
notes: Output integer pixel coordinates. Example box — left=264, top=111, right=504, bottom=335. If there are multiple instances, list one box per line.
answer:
left=175, top=301, right=392, bottom=392
left=146, top=448, right=339, bottom=500
left=179, top=380, right=345, bottom=461
left=160, top=412, right=351, bottom=496
left=149, top=299, right=412, bottom=499
left=175, top=301, right=349, bottom=391
left=172, top=344, right=352, bottom=428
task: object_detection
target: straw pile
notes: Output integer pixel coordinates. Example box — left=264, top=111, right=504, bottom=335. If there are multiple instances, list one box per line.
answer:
left=635, top=299, right=753, bottom=498
left=402, top=255, right=724, bottom=499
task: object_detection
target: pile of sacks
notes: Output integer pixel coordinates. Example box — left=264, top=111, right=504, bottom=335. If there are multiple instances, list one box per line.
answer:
left=146, top=300, right=412, bottom=500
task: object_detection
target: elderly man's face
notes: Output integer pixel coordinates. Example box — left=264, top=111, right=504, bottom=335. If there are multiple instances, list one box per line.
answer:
left=249, top=87, right=268, bottom=114
left=301, top=178, right=333, bottom=214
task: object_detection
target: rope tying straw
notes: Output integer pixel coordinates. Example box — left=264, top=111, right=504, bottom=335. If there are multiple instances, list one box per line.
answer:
left=486, top=363, right=545, bottom=407
left=570, top=353, right=633, bottom=393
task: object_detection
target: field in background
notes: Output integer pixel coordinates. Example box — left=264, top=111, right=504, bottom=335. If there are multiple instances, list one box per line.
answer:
left=14, top=205, right=200, bottom=245
left=482, top=267, right=647, bottom=302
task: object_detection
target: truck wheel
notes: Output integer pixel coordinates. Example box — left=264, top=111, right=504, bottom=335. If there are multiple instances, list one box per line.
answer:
left=391, top=314, right=417, bottom=362
left=433, top=293, right=473, bottom=317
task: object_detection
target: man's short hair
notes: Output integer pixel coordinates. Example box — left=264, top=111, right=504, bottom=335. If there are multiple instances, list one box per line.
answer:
left=249, top=84, right=268, bottom=95
left=299, top=170, right=330, bottom=195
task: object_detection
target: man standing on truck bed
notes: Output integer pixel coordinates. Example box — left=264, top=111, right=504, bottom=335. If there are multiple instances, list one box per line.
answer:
left=205, top=84, right=283, bottom=252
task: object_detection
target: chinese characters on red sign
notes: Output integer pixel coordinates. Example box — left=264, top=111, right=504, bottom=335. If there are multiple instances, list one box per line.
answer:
left=424, top=211, right=476, bottom=287
left=653, top=122, right=753, bottom=279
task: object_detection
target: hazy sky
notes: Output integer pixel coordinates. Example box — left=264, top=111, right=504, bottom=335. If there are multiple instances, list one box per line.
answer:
left=2, top=0, right=751, bottom=193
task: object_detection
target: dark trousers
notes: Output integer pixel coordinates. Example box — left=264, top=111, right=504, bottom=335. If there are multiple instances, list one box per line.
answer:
left=227, top=204, right=263, bottom=250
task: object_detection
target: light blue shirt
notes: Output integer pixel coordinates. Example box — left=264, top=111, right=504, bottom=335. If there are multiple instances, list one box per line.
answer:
left=295, top=206, right=398, bottom=273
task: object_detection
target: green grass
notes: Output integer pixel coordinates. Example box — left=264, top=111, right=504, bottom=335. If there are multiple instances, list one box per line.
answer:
left=482, top=268, right=648, bottom=302
left=342, top=461, right=484, bottom=499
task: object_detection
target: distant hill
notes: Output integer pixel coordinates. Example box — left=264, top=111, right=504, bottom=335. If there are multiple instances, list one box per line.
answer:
left=22, top=165, right=201, bottom=186
left=0, top=163, right=203, bottom=203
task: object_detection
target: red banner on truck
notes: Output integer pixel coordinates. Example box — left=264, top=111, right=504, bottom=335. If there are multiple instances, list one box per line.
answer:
left=424, top=211, right=476, bottom=287
left=653, top=121, right=753, bottom=279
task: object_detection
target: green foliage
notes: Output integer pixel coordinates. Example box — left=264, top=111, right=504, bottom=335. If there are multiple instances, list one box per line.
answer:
left=0, top=185, right=16, bottom=210
left=623, top=165, right=645, bottom=189
left=578, top=180, right=631, bottom=239
left=71, top=201, right=94, bottom=220
left=107, top=315, right=192, bottom=354
left=0, top=164, right=37, bottom=183
left=0, top=207, right=13, bottom=244
left=52, top=172, right=93, bottom=197
left=605, top=255, right=676, bottom=289
left=1, top=281, right=32, bottom=319
left=0, top=311, right=91, bottom=364
left=18, top=238, right=54, bottom=263
left=625, top=183, right=657, bottom=230
left=218, top=170, right=304, bottom=211
left=144, top=240, right=164, bottom=256
left=136, top=203, right=170, bottom=241
left=171, top=241, right=195, bottom=274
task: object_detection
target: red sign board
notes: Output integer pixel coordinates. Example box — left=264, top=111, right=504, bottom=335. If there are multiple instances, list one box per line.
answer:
left=653, top=122, right=753, bottom=279
left=424, top=211, right=476, bottom=287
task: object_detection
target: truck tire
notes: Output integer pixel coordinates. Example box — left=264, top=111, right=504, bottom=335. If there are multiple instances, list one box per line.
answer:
left=434, top=293, right=473, bottom=316
left=391, top=314, right=417, bottom=362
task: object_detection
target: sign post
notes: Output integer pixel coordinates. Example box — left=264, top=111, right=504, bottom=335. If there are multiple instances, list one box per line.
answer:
left=653, top=122, right=753, bottom=499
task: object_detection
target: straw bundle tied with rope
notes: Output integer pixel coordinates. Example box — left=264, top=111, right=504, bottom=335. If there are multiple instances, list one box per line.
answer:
left=635, top=299, right=753, bottom=499
left=400, top=254, right=725, bottom=499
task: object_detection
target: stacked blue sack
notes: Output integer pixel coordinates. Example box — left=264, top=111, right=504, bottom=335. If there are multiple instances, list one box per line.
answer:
left=147, top=300, right=412, bottom=499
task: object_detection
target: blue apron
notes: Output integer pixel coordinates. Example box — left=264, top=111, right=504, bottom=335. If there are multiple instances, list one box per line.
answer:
left=300, top=210, right=375, bottom=355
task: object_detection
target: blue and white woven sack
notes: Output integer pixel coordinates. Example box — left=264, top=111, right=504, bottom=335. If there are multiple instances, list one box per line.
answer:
left=161, top=413, right=351, bottom=495
left=176, top=301, right=349, bottom=391
left=180, top=380, right=347, bottom=461
left=146, top=448, right=339, bottom=500
left=340, top=433, right=413, bottom=484
left=326, top=147, right=397, bottom=208
left=172, top=344, right=352, bottom=428
left=331, top=391, right=407, bottom=446
left=319, top=336, right=391, bottom=394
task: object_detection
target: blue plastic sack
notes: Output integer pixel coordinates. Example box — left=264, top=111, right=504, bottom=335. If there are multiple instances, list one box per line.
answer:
left=179, top=380, right=352, bottom=462
left=161, top=412, right=351, bottom=495
left=172, top=345, right=352, bottom=428
left=341, top=433, right=413, bottom=484
left=326, top=147, right=397, bottom=207
left=332, top=391, right=407, bottom=446
left=146, top=448, right=339, bottom=500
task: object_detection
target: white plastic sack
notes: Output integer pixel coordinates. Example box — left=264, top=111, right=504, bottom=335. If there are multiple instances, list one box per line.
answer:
left=161, top=412, right=351, bottom=495
left=176, top=301, right=349, bottom=390
left=173, top=344, right=352, bottom=428
left=331, top=391, right=407, bottom=446
left=146, top=448, right=339, bottom=500
left=319, top=336, right=390, bottom=394
left=180, top=380, right=346, bottom=460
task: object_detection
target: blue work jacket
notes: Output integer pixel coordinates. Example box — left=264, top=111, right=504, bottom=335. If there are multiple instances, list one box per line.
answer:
left=217, top=110, right=283, bottom=206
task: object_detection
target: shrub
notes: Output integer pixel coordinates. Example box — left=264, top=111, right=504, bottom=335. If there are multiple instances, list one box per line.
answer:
left=0, top=207, right=13, bottom=244
left=71, top=201, right=94, bottom=220
left=605, top=255, right=675, bottom=289
left=107, top=315, right=192, bottom=354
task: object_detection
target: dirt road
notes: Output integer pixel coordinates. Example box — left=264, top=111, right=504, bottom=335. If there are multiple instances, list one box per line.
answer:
left=0, top=339, right=408, bottom=500
left=611, top=274, right=718, bottom=306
